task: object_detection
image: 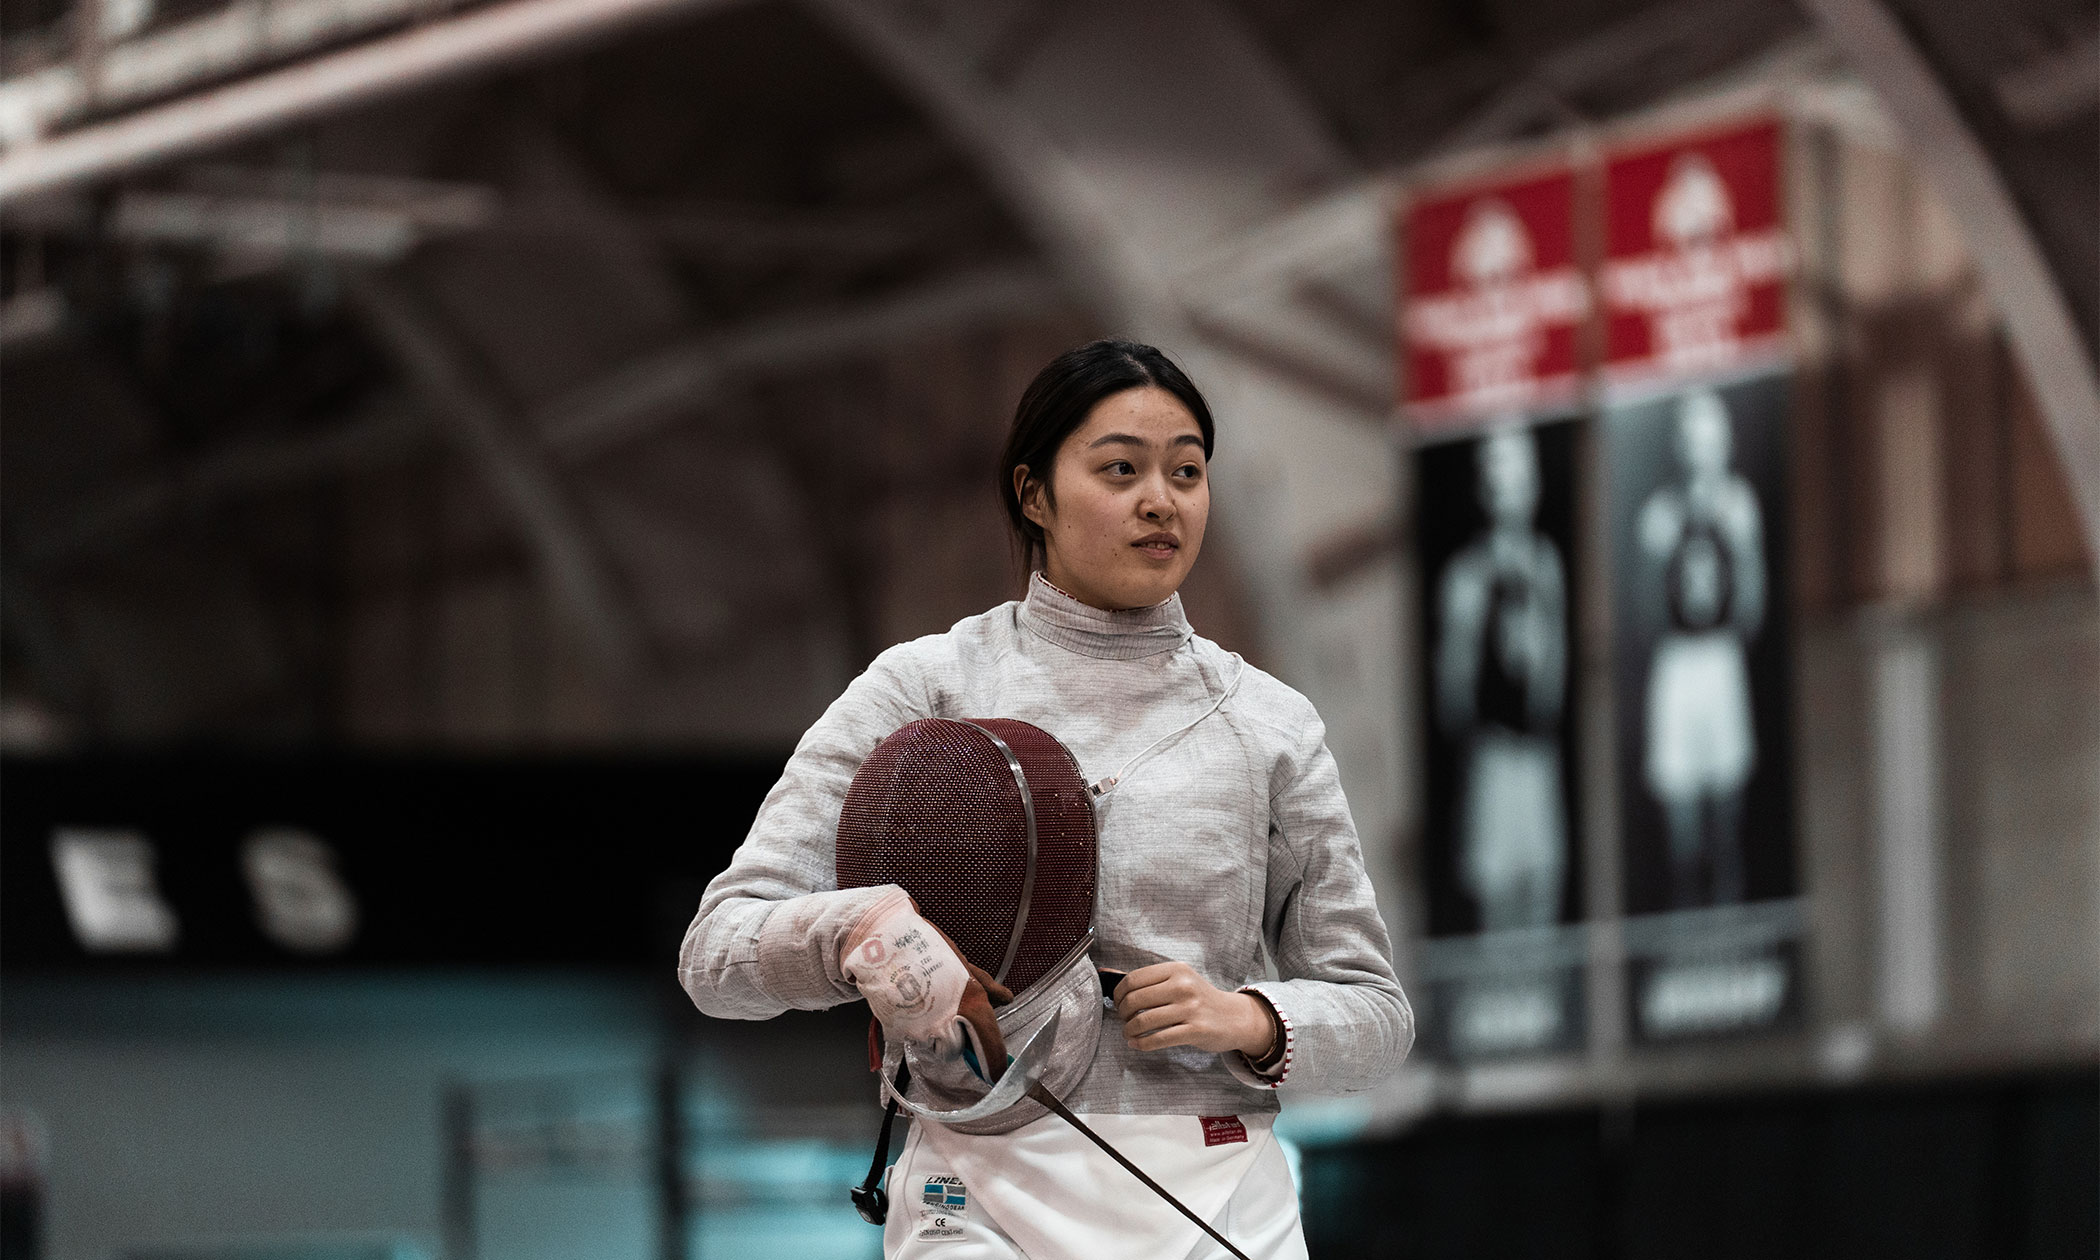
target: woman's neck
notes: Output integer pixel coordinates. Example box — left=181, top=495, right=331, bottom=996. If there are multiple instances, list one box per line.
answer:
left=1020, top=572, right=1191, bottom=660
left=1038, top=572, right=1127, bottom=611
left=1038, top=567, right=1171, bottom=613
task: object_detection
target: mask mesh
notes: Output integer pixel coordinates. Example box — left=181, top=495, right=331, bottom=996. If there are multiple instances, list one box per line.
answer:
left=837, top=717, right=1096, bottom=996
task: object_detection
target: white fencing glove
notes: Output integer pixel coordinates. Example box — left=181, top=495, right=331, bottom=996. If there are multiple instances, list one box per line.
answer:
left=842, top=889, right=1011, bottom=1080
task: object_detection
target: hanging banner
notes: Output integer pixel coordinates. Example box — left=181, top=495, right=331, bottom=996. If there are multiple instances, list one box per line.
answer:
left=1607, top=369, right=1801, bottom=1044
left=1402, top=113, right=1802, bottom=1054
left=1599, top=119, right=1791, bottom=392
left=1415, top=417, right=1587, bottom=1059
left=1600, top=115, right=1803, bottom=1044
left=1401, top=163, right=1589, bottom=435
left=1403, top=157, right=1590, bottom=1059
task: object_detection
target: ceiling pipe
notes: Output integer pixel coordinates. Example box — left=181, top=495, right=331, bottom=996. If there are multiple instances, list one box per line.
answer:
left=0, top=0, right=748, bottom=204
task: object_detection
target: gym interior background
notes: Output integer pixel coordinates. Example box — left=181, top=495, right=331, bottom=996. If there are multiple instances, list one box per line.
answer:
left=0, top=0, right=2094, bottom=1257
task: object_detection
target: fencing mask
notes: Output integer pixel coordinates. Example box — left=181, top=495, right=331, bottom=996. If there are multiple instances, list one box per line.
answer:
left=836, top=716, right=1103, bottom=1135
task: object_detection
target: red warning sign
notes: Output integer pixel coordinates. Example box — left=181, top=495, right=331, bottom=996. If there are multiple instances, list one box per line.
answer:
left=1600, top=119, right=1791, bottom=387
left=1401, top=165, right=1588, bottom=430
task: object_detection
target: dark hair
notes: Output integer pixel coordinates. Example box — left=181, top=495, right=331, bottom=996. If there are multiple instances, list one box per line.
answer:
left=998, top=339, right=1216, bottom=574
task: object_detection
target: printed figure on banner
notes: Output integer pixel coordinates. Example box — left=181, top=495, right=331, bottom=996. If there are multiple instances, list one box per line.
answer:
left=1606, top=368, right=1801, bottom=1045
left=1636, top=389, right=1766, bottom=908
left=1414, top=417, right=1586, bottom=1061
left=1435, top=426, right=1569, bottom=932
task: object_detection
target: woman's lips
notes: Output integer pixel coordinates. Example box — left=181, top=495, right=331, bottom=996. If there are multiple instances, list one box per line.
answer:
left=1132, top=533, right=1179, bottom=559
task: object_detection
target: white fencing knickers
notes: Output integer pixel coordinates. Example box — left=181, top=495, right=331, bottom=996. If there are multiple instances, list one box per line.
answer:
left=1643, top=629, right=1755, bottom=801
left=882, top=1110, right=1308, bottom=1260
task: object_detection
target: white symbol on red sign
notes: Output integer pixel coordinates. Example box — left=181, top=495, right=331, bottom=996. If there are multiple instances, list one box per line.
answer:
left=1655, top=154, right=1734, bottom=247
left=1602, top=147, right=1792, bottom=379
left=1455, top=199, right=1532, bottom=287
left=1405, top=195, right=1588, bottom=417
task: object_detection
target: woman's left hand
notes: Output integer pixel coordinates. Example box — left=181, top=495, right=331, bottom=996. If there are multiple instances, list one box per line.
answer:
left=1112, top=961, right=1276, bottom=1056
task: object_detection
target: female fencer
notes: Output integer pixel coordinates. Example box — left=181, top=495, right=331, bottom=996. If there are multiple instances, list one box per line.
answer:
left=678, top=339, right=1412, bottom=1258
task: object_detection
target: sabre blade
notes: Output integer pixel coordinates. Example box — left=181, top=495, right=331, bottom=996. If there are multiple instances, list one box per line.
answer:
left=1023, top=1082, right=1254, bottom=1260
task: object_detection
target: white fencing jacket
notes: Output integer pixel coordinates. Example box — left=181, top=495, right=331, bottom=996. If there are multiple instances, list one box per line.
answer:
left=678, top=573, right=1413, bottom=1119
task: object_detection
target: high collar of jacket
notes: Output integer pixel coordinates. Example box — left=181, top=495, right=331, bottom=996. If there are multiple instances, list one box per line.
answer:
left=1019, top=572, right=1192, bottom=661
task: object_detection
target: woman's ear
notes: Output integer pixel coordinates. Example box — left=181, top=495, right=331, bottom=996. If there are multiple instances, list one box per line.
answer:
left=1015, top=465, right=1047, bottom=528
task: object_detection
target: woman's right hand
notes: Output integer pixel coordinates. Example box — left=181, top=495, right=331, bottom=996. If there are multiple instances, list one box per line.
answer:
left=1112, top=960, right=1278, bottom=1058
left=841, top=889, right=1011, bottom=1078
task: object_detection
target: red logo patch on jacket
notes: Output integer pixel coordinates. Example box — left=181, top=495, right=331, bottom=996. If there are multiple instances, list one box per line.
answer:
left=1200, top=1115, right=1248, bottom=1147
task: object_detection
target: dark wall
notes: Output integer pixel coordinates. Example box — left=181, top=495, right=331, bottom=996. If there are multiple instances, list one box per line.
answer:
left=1, top=752, right=786, bottom=971
left=1303, top=1071, right=2098, bottom=1260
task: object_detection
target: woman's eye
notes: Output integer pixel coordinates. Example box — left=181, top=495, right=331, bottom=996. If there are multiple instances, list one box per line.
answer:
left=1174, top=464, right=1203, bottom=480
left=1105, top=460, right=1135, bottom=476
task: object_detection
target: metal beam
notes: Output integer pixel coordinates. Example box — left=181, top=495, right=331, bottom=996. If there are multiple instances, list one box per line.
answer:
left=541, top=263, right=1066, bottom=453
left=1802, top=0, right=2100, bottom=581
left=1993, top=26, right=2100, bottom=132
left=809, top=0, right=1387, bottom=417
left=802, top=0, right=1177, bottom=336
left=0, top=288, right=68, bottom=348
left=0, top=0, right=749, bottom=203
left=636, top=196, right=977, bottom=263
left=0, top=558, right=96, bottom=728
left=1433, top=0, right=1803, bottom=155
left=504, top=116, right=692, bottom=333
left=18, top=266, right=1066, bottom=559
left=1185, top=306, right=1391, bottom=414
left=105, top=190, right=477, bottom=261
left=19, top=397, right=429, bottom=568
left=1170, top=178, right=1393, bottom=310
left=11, top=167, right=963, bottom=269
left=808, top=1, right=1403, bottom=431
left=1168, top=177, right=1399, bottom=418
left=1, top=0, right=459, bottom=148
left=344, top=270, right=648, bottom=681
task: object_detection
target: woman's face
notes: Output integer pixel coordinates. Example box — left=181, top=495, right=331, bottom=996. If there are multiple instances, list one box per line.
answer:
left=1018, top=386, right=1210, bottom=610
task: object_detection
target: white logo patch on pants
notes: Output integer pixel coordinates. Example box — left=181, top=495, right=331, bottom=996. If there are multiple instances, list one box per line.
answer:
left=916, top=1174, right=969, bottom=1242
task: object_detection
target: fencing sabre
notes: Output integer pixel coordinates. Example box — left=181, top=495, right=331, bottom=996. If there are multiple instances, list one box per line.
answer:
left=838, top=707, right=1254, bottom=1259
